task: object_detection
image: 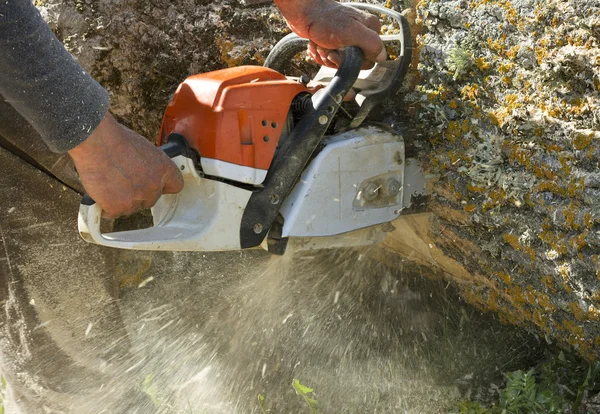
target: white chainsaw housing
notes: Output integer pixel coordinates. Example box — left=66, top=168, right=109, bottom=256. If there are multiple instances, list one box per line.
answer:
left=280, top=126, right=403, bottom=237
left=78, top=126, right=406, bottom=251
left=78, top=155, right=252, bottom=251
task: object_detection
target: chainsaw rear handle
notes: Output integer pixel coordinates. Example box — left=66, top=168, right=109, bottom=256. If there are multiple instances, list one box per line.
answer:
left=239, top=46, right=365, bottom=248
left=78, top=134, right=194, bottom=247
left=78, top=133, right=195, bottom=207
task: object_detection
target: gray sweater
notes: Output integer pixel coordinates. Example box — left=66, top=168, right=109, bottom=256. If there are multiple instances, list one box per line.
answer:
left=0, top=0, right=109, bottom=153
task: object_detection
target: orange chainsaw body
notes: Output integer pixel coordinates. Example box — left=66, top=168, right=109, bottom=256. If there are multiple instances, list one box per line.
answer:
left=158, top=66, right=311, bottom=172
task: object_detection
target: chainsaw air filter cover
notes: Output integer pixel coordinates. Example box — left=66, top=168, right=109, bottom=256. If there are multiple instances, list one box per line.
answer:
left=158, top=66, right=310, bottom=185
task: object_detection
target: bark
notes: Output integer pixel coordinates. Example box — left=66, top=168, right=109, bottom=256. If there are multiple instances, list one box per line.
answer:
left=36, top=0, right=600, bottom=360
left=409, top=0, right=600, bottom=360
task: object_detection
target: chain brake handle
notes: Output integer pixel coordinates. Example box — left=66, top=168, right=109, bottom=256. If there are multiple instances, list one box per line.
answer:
left=341, top=3, right=412, bottom=128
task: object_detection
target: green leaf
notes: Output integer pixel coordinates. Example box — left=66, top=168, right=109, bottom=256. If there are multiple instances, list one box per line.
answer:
left=292, top=379, right=320, bottom=413
left=293, top=379, right=314, bottom=395
left=535, top=389, right=553, bottom=404
left=306, top=397, right=319, bottom=405
left=140, top=373, right=161, bottom=408
left=257, top=393, right=269, bottom=413
left=458, top=401, right=491, bottom=414
left=573, top=363, right=592, bottom=411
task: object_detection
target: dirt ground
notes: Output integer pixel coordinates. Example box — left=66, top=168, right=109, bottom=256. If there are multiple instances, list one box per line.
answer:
left=0, top=146, right=551, bottom=413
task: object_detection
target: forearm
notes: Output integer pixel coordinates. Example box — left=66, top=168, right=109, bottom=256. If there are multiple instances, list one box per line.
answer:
left=0, top=0, right=109, bottom=153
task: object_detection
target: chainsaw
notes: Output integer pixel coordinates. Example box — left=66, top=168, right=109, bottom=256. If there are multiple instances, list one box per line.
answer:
left=78, top=3, right=427, bottom=255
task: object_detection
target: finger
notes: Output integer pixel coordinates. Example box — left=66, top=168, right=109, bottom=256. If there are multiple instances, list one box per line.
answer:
left=325, top=54, right=338, bottom=68
left=343, top=89, right=357, bottom=102
left=347, top=18, right=386, bottom=63
left=361, top=60, right=376, bottom=70
left=308, top=49, right=326, bottom=66
left=162, top=161, right=184, bottom=194
left=308, top=42, right=328, bottom=66
left=316, top=46, right=333, bottom=67
left=101, top=210, right=118, bottom=220
left=121, top=204, right=143, bottom=217
left=101, top=201, right=141, bottom=219
left=315, top=46, right=338, bottom=68
left=141, top=190, right=162, bottom=209
left=356, top=10, right=382, bottom=35
left=328, top=50, right=374, bottom=70
left=327, top=50, right=341, bottom=67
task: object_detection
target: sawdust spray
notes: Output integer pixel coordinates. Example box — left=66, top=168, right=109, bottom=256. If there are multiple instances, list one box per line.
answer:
left=76, top=246, right=546, bottom=413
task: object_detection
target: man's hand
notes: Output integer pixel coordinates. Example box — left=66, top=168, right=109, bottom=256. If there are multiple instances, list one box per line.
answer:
left=274, top=0, right=386, bottom=69
left=68, top=113, right=184, bottom=219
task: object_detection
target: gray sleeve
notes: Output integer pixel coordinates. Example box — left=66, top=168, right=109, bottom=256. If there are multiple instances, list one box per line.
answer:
left=0, top=0, right=110, bottom=153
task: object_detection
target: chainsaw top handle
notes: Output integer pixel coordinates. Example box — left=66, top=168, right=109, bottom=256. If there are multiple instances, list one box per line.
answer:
left=265, top=3, right=410, bottom=73
left=240, top=46, right=365, bottom=248
left=264, top=3, right=412, bottom=128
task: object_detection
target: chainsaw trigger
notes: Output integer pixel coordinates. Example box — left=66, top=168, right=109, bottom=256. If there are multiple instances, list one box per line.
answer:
left=159, top=132, right=200, bottom=166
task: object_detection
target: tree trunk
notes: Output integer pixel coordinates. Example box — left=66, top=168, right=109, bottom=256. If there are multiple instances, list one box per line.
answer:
left=37, top=0, right=600, bottom=360
left=408, top=0, right=600, bottom=360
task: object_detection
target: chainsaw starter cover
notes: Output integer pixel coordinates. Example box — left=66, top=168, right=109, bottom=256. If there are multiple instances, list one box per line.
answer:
left=158, top=66, right=309, bottom=185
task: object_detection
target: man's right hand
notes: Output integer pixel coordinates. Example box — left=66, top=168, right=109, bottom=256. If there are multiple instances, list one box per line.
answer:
left=68, top=113, right=184, bottom=219
left=274, top=0, right=385, bottom=69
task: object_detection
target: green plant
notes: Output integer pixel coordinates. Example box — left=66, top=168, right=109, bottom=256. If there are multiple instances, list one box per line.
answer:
left=446, top=47, right=474, bottom=80
left=458, top=351, right=600, bottom=414
left=538, top=351, right=600, bottom=412
left=258, top=393, right=270, bottom=413
left=293, top=379, right=320, bottom=413
left=500, top=369, right=565, bottom=413
left=141, top=373, right=161, bottom=408
left=458, top=401, right=490, bottom=414
left=0, top=377, right=5, bottom=414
